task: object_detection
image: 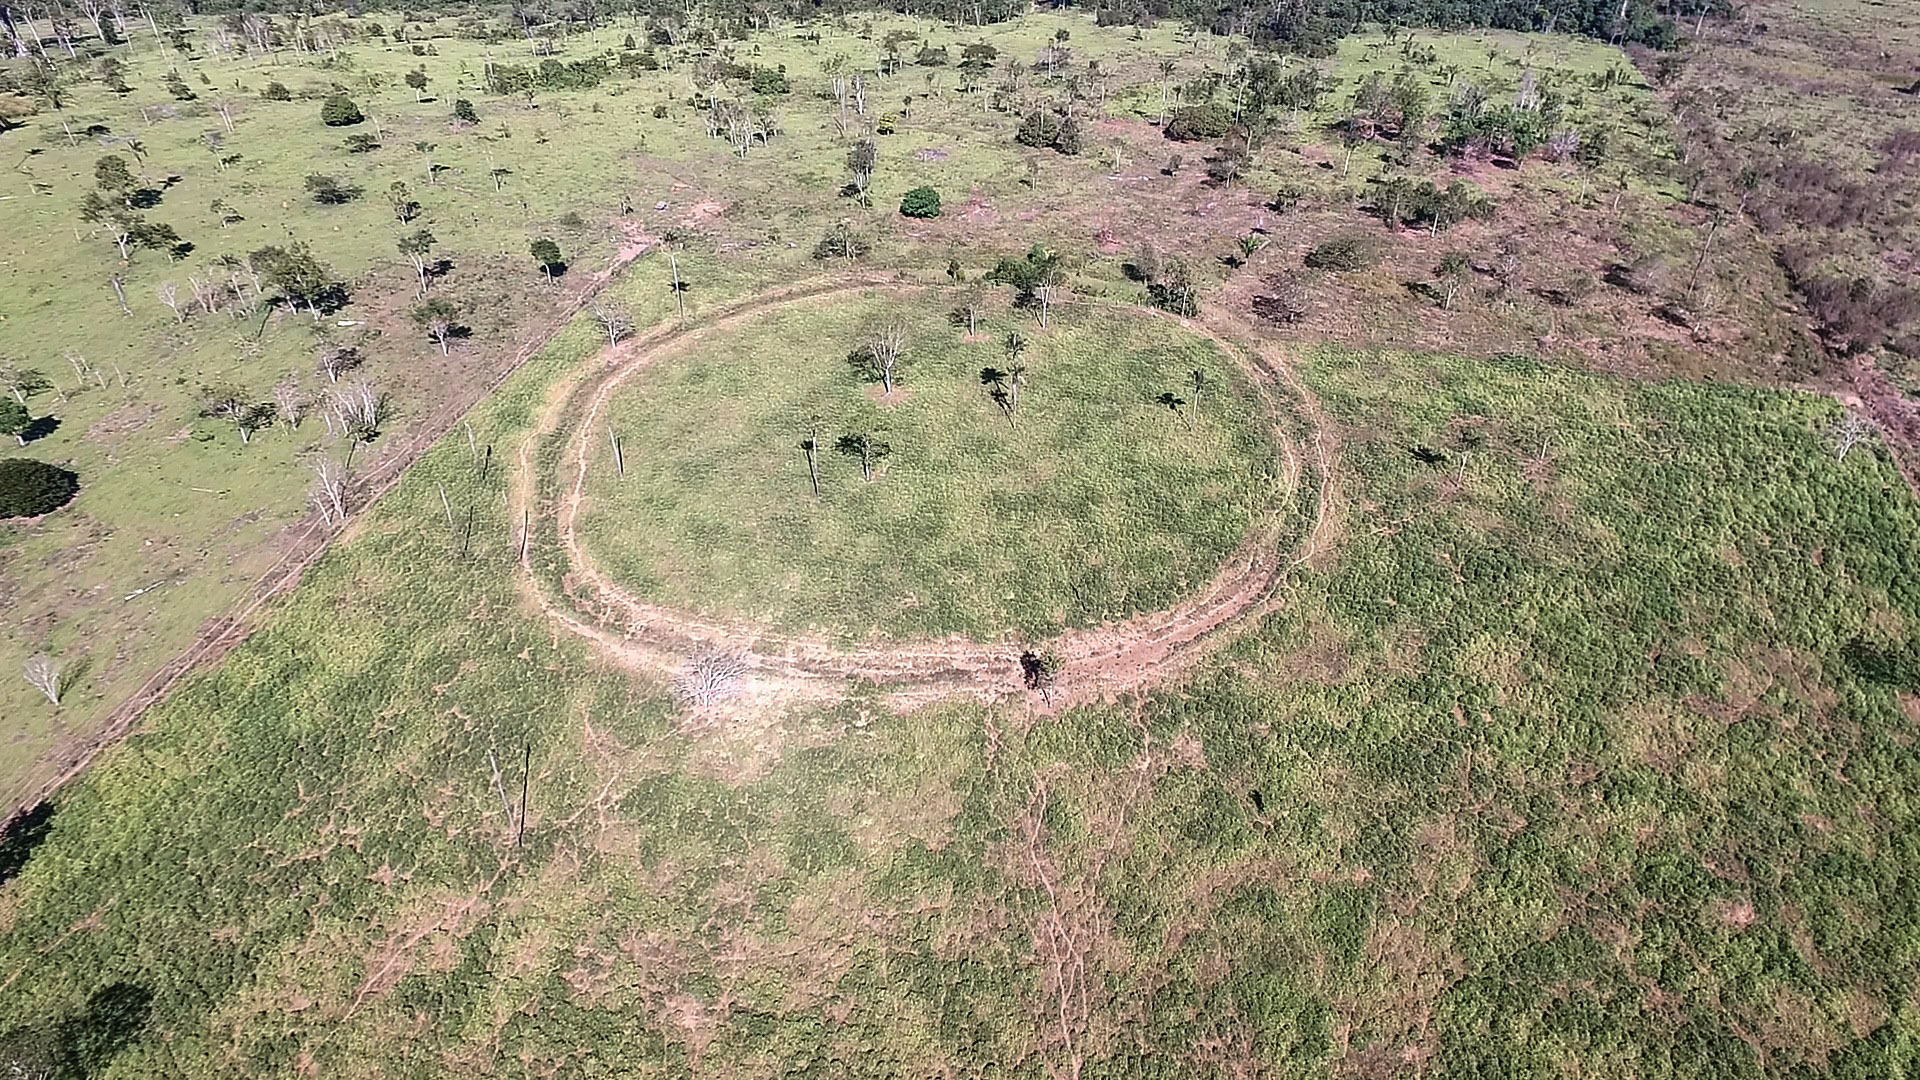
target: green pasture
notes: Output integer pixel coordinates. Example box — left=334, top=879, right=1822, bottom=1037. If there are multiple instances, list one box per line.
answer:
left=575, top=289, right=1283, bottom=640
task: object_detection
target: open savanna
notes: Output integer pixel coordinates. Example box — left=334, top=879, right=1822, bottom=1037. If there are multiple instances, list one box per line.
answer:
left=2, top=254, right=1918, bottom=1074
left=573, top=288, right=1284, bottom=640
left=1, top=0, right=1785, bottom=804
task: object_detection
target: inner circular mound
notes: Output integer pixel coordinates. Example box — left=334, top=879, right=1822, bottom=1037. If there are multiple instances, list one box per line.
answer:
left=571, top=288, right=1290, bottom=643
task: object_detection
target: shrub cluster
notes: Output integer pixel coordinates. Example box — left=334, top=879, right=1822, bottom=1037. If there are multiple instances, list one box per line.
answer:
left=0, top=458, right=79, bottom=518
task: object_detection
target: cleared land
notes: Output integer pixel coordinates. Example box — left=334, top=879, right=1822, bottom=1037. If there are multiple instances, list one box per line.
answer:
left=3, top=3, right=1920, bottom=1078
left=2, top=298, right=1916, bottom=1076
left=573, top=287, right=1286, bottom=640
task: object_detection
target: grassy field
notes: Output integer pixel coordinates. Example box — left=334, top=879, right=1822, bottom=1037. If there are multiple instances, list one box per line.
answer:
left=5, top=5, right=1918, bottom=1077
left=0, top=3, right=1778, bottom=802
left=575, top=289, right=1284, bottom=640
left=3, top=291, right=1919, bottom=1074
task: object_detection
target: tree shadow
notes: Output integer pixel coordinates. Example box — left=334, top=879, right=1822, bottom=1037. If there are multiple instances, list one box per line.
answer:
left=1410, top=445, right=1448, bottom=466
left=128, top=188, right=163, bottom=209
left=0, top=801, right=55, bottom=887
left=20, top=415, right=60, bottom=443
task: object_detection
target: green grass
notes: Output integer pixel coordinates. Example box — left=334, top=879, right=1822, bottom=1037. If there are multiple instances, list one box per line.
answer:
left=5, top=314, right=1920, bottom=1076
left=0, top=5, right=1704, bottom=799
left=575, top=289, right=1284, bottom=639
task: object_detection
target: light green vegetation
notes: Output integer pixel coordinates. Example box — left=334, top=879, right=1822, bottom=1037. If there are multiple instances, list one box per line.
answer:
left=576, top=290, right=1283, bottom=639
left=1, top=4, right=1712, bottom=799
left=4, top=294, right=1919, bottom=1073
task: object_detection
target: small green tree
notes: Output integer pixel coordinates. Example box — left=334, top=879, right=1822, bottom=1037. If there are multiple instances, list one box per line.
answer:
left=0, top=398, right=30, bottom=445
left=388, top=181, right=420, bottom=223
left=93, top=155, right=136, bottom=202
left=397, top=229, right=436, bottom=295
left=1434, top=252, right=1471, bottom=309
left=261, top=80, right=292, bottom=101
left=320, top=94, right=365, bottom=126
left=414, top=297, right=460, bottom=354
left=3, top=367, right=52, bottom=405
left=834, top=430, right=891, bottom=481
left=846, top=139, right=877, bottom=206
left=304, top=174, right=358, bottom=204
left=452, top=98, right=479, bottom=123
left=530, top=237, right=564, bottom=282
left=812, top=222, right=871, bottom=264
left=250, top=243, right=339, bottom=317
left=899, top=186, right=941, bottom=218
left=404, top=68, right=430, bottom=101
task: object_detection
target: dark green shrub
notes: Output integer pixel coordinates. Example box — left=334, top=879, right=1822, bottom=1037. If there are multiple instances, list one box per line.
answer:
left=261, top=81, right=292, bottom=101
left=899, top=186, right=941, bottom=218
left=1304, top=233, right=1382, bottom=272
left=343, top=133, right=379, bottom=153
left=0, top=458, right=79, bottom=518
left=1165, top=103, right=1233, bottom=141
left=1015, top=110, right=1062, bottom=149
left=1015, top=110, right=1080, bottom=155
left=748, top=66, right=789, bottom=95
left=320, top=94, right=364, bottom=126
left=452, top=98, right=479, bottom=123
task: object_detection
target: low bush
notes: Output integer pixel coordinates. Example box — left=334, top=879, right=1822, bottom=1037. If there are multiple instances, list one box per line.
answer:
left=0, top=458, right=79, bottom=518
left=899, top=186, right=942, bottom=219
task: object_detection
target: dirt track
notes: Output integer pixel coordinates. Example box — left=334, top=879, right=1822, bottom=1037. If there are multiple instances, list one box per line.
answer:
left=509, top=276, right=1338, bottom=711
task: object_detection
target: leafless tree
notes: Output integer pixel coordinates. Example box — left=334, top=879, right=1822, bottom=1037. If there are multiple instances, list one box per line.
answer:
left=273, top=377, right=306, bottom=429
left=865, top=321, right=908, bottom=394
left=423, top=309, right=454, bottom=355
left=335, top=380, right=382, bottom=438
left=675, top=650, right=749, bottom=707
left=594, top=303, right=634, bottom=348
left=326, top=380, right=384, bottom=442
left=1033, top=263, right=1065, bottom=327
left=158, top=281, right=185, bottom=322
left=188, top=274, right=221, bottom=315
left=1830, top=409, right=1874, bottom=460
left=315, top=342, right=361, bottom=384
left=24, top=654, right=62, bottom=705
left=309, top=456, right=350, bottom=524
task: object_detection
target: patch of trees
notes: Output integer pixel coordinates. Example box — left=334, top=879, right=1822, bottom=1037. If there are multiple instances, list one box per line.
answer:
left=1165, top=102, right=1233, bottom=142
left=0, top=458, right=79, bottom=517
left=1182, top=0, right=1678, bottom=55
left=1127, top=243, right=1200, bottom=317
left=986, top=245, right=1068, bottom=323
left=1777, top=256, right=1920, bottom=355
left=485, top=57, right=612, bottom=96
left=1014, top=110, right=1082, bottom=155
left=703, top=97, right=779, bottom=156
left=813, top=221, right=871, bottom=264
left=1370, top=177, right=1494, bottom=232
left=1252, top=270, right=1311, bottom=325
left=249, top=243, right=344, bottom=316
left=304, top=173, right=361, bottom=204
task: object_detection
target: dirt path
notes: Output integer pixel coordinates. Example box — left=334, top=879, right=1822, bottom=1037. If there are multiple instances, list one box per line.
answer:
left=509, top=277, right=1338, bottom=712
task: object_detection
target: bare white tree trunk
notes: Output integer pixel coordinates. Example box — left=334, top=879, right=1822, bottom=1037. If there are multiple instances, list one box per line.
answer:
left=310, top=457, right=349, bottom=523
left=24, top=654, right=62, bottom=705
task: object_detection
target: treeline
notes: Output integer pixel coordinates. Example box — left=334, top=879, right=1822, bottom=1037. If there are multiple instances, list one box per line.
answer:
left=148, top=0, right=1682, bottom=55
